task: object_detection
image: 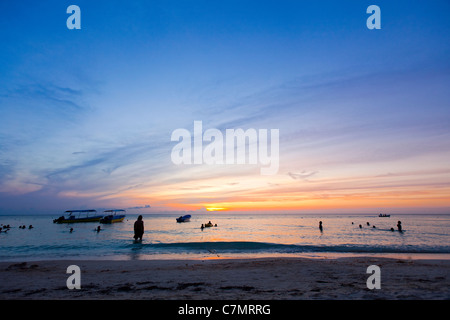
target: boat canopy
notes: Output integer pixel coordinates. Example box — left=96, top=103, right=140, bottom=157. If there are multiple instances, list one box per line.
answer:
left=103, top=209, right=126, bottom=214
left=54, top=209, right=102, bottom=223
left=65, top=209, right=97, bottom=215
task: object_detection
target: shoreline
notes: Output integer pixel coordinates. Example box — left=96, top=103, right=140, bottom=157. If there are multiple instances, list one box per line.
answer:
left=2, top=251, right=450, bottom=263
left=1, top=256, right=449, bottom=300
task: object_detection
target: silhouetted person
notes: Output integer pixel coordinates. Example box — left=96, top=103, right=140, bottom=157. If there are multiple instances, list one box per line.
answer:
left=359, top=224, right=362, bottom=228
left=70, top=228, right=74, bottom=233
left=319, top=221, right=323, bottom=232
left=397, top=221, right=402, bottom=232
left=201, top=224, right=204, bottom=231
left=96, top=226, right=101, bottom=232
left=134, top=215, right=144, bottom=241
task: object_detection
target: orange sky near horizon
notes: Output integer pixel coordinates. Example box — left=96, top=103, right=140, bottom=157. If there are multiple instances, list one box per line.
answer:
left=120, top=166, right=450, bottom=213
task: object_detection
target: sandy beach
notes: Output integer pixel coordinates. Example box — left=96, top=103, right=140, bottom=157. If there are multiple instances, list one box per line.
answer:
left=1, top=257, right=449, bottom=300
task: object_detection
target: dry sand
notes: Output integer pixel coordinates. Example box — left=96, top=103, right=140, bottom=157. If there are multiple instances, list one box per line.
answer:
left=0, top=257, right=449, bottom=300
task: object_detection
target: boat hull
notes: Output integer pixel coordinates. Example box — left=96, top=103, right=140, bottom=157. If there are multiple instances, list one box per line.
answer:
left=176, top=215, right=191, bottom=223
left=100, top=215, right=126, bottom=223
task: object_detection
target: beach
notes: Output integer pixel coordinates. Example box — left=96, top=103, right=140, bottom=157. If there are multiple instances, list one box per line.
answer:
left=1, top=257, right=449, bottom=300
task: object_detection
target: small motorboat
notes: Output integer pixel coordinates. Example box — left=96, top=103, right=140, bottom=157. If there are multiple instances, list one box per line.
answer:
left=378, top=214, right=390, bottom=217
left=176, top=215, right=191, bottom=223
left=100, top=209, right=126, bottom=223
left=53, top=210, right=103, bottom=223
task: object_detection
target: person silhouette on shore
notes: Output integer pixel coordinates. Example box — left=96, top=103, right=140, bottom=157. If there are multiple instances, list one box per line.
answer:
left=319, top=221, right=323, bottom=232
left=134, top=215, right=144, bottom=241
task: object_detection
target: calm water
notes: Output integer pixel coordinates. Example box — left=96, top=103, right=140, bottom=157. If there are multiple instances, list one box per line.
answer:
left=0, top=213, right=449, bottom=261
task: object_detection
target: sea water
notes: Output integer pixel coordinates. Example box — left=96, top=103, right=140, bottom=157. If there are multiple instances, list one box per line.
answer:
left=0, top=213, right=449, bottom=261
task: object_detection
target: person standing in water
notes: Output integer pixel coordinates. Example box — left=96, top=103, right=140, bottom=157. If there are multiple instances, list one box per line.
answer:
left=397, top=221, right=403, bottom=232
left=319, top=221, right=323, bottom=232
left=134, top=215, right=144, bottom=241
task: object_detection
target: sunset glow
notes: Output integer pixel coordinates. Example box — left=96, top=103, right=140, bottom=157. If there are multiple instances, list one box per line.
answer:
left=0, top=1, right=449, bottom=215
left=206, top=208, right=228, bottom=212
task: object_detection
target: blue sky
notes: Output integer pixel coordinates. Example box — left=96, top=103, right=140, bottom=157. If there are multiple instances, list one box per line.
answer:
left=1, top=0, right=449, bottom=214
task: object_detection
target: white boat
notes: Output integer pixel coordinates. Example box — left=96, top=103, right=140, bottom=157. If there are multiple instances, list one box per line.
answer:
left=53, top=210, right=103, bottom=223
left=176, top=215, right=191, bottom=223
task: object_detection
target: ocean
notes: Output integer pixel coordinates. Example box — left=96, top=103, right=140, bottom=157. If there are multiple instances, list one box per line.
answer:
left=1, top=213, right=449, bottom=261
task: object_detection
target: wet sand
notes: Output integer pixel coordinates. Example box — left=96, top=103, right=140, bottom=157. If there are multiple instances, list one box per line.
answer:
left=1, top=257, right=449, bottom=300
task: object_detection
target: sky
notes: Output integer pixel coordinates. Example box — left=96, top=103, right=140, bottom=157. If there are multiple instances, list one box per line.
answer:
left=0, top=0, right=449, bottom=215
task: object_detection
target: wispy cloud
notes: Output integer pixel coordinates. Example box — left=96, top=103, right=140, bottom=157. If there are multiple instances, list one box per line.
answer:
left=1, top=82, right=86, bottom=112
left=127, top=204, right=151, bottom=210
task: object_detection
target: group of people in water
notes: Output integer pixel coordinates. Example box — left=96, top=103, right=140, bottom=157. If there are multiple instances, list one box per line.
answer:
left=200, top=221, right=217, bottom=230
left=0, top=216, right=144, bottom=240
left=0, top=224, right=33, bottom=233
left=132, top=216, right=219, bottom=240
left=0, top=224, right=11, bottom=233
left=320, top=220, right=404, bottom=232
